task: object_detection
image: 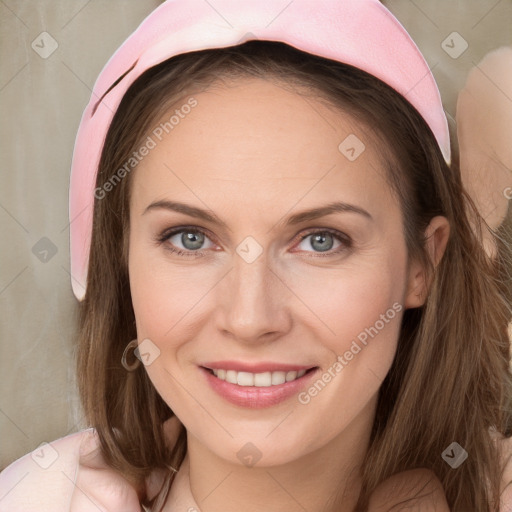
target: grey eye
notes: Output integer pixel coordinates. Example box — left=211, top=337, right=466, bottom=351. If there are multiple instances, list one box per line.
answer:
left=297, top=232, right=342, bottom=253
left=168, top=230, right=213, bottom=251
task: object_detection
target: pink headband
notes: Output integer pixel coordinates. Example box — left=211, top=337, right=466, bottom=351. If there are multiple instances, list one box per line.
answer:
left=69, top=0, right=451, bottom=302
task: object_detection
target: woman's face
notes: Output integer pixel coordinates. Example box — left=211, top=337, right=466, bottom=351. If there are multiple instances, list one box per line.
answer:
left=128, top=76, right=423, bottom=467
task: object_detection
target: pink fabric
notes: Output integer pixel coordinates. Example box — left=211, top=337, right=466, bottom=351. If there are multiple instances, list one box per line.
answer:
left=69, top=0, right=450, bottom=301
left=0, top=429, right=141, bottom=511
left=0, top=430, right=89, bottom=511
left=0, top=418, right=183, bottom=511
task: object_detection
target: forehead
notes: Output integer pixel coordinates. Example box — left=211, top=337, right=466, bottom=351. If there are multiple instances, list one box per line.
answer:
left=130, top=76, right=396, bottom=222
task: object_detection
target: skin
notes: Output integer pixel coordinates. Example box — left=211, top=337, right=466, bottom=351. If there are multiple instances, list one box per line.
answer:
left=127, top=76, right=451, bottom=511
left=68, top=421, right=512, bottom=510
left=456, top=46, right=512, bottom=259
left=69, top=420, right=451, bottom=511
left=456, top=46, right=512, bottom=359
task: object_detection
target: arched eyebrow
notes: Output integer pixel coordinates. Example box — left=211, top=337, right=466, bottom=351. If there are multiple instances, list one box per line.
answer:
left=143, top=200, right=373, bottom=228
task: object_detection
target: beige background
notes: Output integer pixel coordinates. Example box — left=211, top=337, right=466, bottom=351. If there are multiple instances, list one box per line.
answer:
left=0, top=0, right=511, bottom=470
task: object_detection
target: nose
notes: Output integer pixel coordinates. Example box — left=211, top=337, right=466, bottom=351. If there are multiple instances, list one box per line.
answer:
left=216, top=250, right=292, bottom=344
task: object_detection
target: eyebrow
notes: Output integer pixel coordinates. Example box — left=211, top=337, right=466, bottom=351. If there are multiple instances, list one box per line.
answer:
left=143, top=200, right=373, bottom=228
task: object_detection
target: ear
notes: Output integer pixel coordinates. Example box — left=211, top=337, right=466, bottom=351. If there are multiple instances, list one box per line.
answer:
left=404, top=216, right=451, bottom=309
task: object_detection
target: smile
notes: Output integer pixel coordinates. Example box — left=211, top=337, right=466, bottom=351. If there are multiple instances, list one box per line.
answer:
left=200, top=363, right=319, bottom=408
left=210, top=369, right=307, bottom=387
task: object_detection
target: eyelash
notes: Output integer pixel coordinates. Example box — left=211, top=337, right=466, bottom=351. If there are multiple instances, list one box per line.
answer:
left=154, top=226, right=353, bottom=258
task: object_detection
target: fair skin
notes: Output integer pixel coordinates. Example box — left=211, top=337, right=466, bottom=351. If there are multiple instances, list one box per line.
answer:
left=127, top=76, right=450, bottom=511
left=456, top=46, right=512, bottom=259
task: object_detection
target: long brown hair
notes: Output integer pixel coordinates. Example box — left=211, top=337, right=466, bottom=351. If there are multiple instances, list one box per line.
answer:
left=76, top=40, right=512, bottom=511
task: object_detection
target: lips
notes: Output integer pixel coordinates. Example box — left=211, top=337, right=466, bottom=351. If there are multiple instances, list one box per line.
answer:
left=201, top=360, right=314, bottom=373
left=200, top=361, right=319, bottom=408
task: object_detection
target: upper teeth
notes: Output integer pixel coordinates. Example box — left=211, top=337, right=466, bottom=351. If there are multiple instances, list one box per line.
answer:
left=212, top=369, right=307, bottom=387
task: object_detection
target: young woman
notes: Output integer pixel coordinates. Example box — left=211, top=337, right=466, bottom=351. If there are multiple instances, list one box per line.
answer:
left=1, top=1, right=511, bottom=511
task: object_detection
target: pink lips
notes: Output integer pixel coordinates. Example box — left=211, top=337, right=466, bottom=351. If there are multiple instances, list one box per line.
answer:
left=202, top=360, right=313, bottom=373
left=199, top=361, right=319, bottom=409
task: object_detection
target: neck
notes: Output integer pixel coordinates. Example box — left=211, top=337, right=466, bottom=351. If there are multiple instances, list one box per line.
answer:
left=167, top=395, right=378, bottom=512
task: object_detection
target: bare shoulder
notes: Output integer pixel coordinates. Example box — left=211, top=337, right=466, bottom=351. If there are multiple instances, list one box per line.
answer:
left=368, top=468, right=450, bottom=512
left=0, top=429, right=96, bottom=512
left=367, top=430, right=512, bottom=511
left=493, top=430, right=512, bottom=510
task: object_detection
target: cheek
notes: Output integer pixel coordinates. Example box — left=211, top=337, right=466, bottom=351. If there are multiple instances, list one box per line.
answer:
left=130, top=233, right=408, bottom=351
left=128, top=237, right=210, bottom=341
left=289, top=254, right=406, bottom=356
left=128, top=245, right=206, bottom=415
left=290, top=274, right=405, bottom=450
left=289, top=253, right=406, bottom=423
